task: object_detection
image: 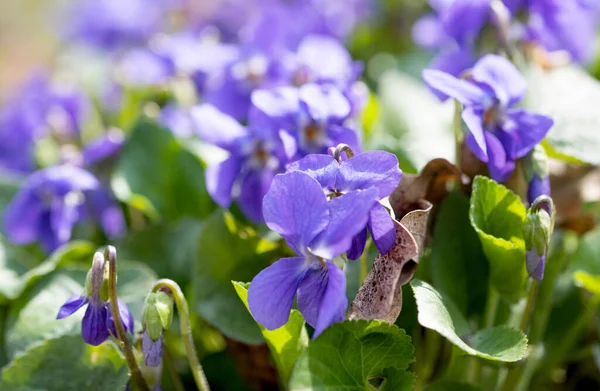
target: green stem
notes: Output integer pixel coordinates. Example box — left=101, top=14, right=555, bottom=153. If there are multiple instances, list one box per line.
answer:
left=164, top=344, right=186, bottom=391
left=483, top=288, right=499, bottom=329
left=414, top=328, right=442, bottom=391
left=453, top=99, right=463, bottom=166
left=520, top=280, right=539, bottom=332
left=359, top=238, right=372, bottom=284
left=152, top=279, right=210, bottom=391
left=105, top=246, right=150, bottom=391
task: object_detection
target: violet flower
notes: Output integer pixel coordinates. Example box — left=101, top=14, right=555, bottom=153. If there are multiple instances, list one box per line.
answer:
left=3, top=165, right=124, bottom=252
left=423, top=54, right=553, bottom=182
left=142, top=331, right=164, bottom=367
left=527, top=175, right=550, bottom=206
left=287, top=150, right=401, bottom=259
left=57, top=252, right=133, bottom=346
left=248, top=171, right=379, bottom=336
left=191, top=104, right=293, bottom=223
left=251, top=83, right=361, bottom=157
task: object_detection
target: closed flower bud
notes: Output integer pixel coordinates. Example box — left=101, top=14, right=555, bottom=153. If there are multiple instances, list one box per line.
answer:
left=142, top=291, right=173, bottom=341
left=523, top=196, right=555, bottom=281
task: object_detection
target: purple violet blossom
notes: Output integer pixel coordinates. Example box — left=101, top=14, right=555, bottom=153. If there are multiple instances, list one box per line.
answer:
left=192, top=104, right=293, bottom=223
left=248, top=171, right=379, bottom=336
left=3, top=165, right=124, bottom=252
left=423, top=54, right=553, bottom=182
left=252, top=83, right=361, bottom=157
left=287, top=151, right=401, bottom=259
left=57, top=252, right=134, bottom=346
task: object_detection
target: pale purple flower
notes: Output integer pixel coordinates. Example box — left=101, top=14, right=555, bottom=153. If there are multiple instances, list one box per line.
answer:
left=287, top=151, right=401, bottom=259
left=423, top=54, right=553, bottom=182
left=248, top=171, right=379, bottom=336
left=142, top=330, right=164, bottom=367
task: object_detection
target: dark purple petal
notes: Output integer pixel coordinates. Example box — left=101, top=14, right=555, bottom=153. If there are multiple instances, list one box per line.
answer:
left=107, top=299, right=135, bottom=336
left=422, top=69, right=487, bottom=106
left=3, top=188, right=43, bottom=244
left=238, top=170, right=276, bottom=224
left=337, top=151, right=401, bottom=196
left=471, top=54, right=527, bottom=107
left=310, top=188, right=379, bottom=260
left=286, top=154, right=338, bottom=192
left=296, top=262, right=347, bottom=338
left=462, top=107, right=488, bottom=162
left=205, top=156, right=242, bottom=208
left=49, top=198, right=80, bottom=249
left=57, top=295, right=88, bottom=319
left=88, top=190, right=126, bottom=239
left=485, top=132, right=515, bottom=183
left=82, top=302, right=110, bottom=346
left=142, top=330, right=163, bottom=367
left=528, top=175, right=551, bottom=205
left=346, top=228, right=368, bottom=261
left=83, top=130, right=124, bottom=165
left=248, top=257, right=307, bottom=330
left=368, top=203, right=396, bottom=256
left=189, top=104, right=248, bottom=151
left=263, top=171, right=330, bottom=252
left=526, top=250, right=545, bottom=281
left=505, top=109, right=554, bottom=159
left=441, top=0, right=490, bottom=44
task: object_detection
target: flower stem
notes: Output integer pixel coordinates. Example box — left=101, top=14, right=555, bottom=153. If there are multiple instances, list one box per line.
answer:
left=152, top=279, right=210, bottom=391
left=105, top=246, right=150, bottom=391
left=359, top=238, right=372, bottom=284
left=164, top=344, right=186, bottom=391
left=520, top=280, right=539, bottom=332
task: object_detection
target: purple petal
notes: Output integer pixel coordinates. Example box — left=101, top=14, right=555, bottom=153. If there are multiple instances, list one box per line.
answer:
left=251, top=87, right=299, bottom=120
left=295, top=35, right=353, bottom=84
left=310, top=188, right=379, bottom=260
left=248, top=257, right=307, bottom=330
left=263, top=171, right=330, bottom=252
left=528, top=175, right=551, bottom=205
left=505, top=109, right=554, bottom=159
left=346, top=228, right=368, bottom=261
left=88, top=190, right=126, bottom=239
left=238, top=169, right=276, bottom=224
left=327, top=125, right=362, bottom=155
left=337, top=151, right=401, bottom=196
left=83, top=130, right=124, bottom=165
left=422, top=69, right=487, bottom=106
left=429, top=46, right=477, bottom=100
left=189, top=104, right=247, bottom=151
left=82, top=302, right=110, bottom=346
left=286, top=154, right=338, bottom=192
left=412, top=14, right=446, bottom=50
left=485, top=132, right=515, bottom=183
left=142, top=330, right=163, bottom=367
left=49, top=198, right=80, bottom=249
left=442, top=0, right=490, bottom=44
left=3, top=188, right=43, bottom=244
left=206, top=156, right=242, bottom=208
left=107, top=298, right=135, bottom=336
left=297, top=262, right=347, bottom=338
left=299, top=84, right=350, bottom=123
left=526, top=251, right=545, bottom=281
left=57, top=295, right=88, bottom=319
left=472, top=54, right=527, bottom=106
left=462, top=107, right=488, bottom=162
left=368, top=203, right=396, bottom=256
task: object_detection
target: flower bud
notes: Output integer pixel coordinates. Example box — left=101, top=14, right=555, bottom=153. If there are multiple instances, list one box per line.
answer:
left=142, top=291, right=173, bottom=341
left=85, top=252, right=110, bottom=302
left=523, top=196, right=555, bottom=280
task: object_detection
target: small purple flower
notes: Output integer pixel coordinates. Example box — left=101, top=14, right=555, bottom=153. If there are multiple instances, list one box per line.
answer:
left=57, top=252, right=134, bottom=346
left=423, top=54, right=553, bottom=182
left=142, top=330, right=164, bottom=367
left=3, top=165, right=124, bottom=252
left=192, top=104, right=292, bottom=223
left=287, top=150, right=402, bottom=259
left=252, top=83, right=361, bottom=157
left=527, top=0, right=600, bottom=64
left=527, top=175, right=550, bottom=206
left=83, top=129, right=125, bottom=166
left=248, top=170, right=379, bottom=336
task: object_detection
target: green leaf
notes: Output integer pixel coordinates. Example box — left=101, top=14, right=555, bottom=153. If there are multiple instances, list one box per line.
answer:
left=469, top=176, right=527, bottom=302
left=0, top=239, right=95, bottom=303
left=570, top=228, right=600, bottom=275
left=430, top=192, right=489, bottom=316
left=116, top=218, right=203, bottom=285
left=112, top=118, right=215, bottom=221
left=424, top=381, right=483, bottom=391
left=233, top=281, right=308, bottom=383
left=573, top=271, right=600, bottom=296
left=192, top=211, right=279, bottom=344
left=411, top=280, right=527, bottom=362
left=0, top=335, right=128, bottom=391
left=368, top=70, right=454, bottom=172
left=289, top=320, right=415, bottom=390
left=527, top=64, right=600, bottom=165
left=5, top=262, right=157, bottom=358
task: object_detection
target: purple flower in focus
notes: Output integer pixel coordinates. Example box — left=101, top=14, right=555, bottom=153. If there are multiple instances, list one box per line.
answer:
left=248, top=171, right=379, bottom=336
left=3, top=165, right=124, bottom=252
left=57, top=252, right=134, bottom=346
left=287, top=151, right=401, bottom=259
left=252, top=83, right=361, bottom=156
left=192, top=104, right=292, bottom=223
left=0, top=74, right=88, bottom=174
left=423, top=54, right=553, bottom=182
left=527, top=0, right=600, bottom=64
